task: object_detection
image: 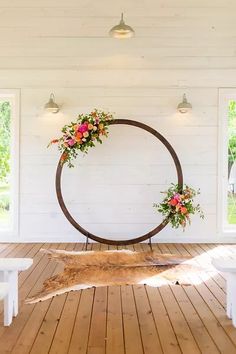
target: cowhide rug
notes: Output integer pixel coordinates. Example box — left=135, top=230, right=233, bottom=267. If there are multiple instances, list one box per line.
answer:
left=25, top=249, right=205, bottom=304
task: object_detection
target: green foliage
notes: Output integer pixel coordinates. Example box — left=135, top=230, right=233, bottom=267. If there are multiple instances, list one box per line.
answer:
left=0, top=185, right=10, bottom=226
left=0, top=193, right=9, bottom=211
left=0, top=101, right=11, bottom=184
left=229, top=136, right=236, bottom=164
left=228, top=195, right=236, bottom=224
left=228, top=100, right=236, bottom=131
left=228, top=101, right=236, bottom=174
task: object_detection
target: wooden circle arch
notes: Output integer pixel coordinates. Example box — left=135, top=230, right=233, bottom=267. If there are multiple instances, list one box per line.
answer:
left=55, top=119, right=183, bottom=245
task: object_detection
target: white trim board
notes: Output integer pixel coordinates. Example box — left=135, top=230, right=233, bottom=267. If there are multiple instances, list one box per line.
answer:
left=218, top=88, right=236, bottom=239
left=0, top=89, right=20, bottom=241
left=0, top=235, right=233, bottom=244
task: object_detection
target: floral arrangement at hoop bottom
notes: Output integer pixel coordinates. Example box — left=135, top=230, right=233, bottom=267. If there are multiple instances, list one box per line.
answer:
left=48, top=109, right=114, bottom=167
left=154, top=183, right=204, bottom=230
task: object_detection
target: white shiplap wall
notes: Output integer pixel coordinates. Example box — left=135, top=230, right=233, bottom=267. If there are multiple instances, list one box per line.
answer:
left=0, top=0, right=236, bottom=242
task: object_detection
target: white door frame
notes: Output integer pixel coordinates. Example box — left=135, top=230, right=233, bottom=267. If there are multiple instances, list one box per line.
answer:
left=218, top=88, right=236, bottom=239
left=0, top=89, right=20, bottom=241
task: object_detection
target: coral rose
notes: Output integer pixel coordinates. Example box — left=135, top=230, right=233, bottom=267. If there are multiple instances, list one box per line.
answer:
left=51, top=139, right=58, bottom=144
left=169, top=198, right=178, bottom=206
left=180, top=207, right=188, bottom=214
left=88, top=124, right=94, bottom=130
left=75, top=135, right=82, bottom=143
left=76, top=132, right=83, bottom=139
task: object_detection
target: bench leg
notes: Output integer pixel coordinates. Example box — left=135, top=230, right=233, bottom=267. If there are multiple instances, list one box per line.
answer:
left=227, top=274, right=232, bottom=319
left=3, top=271, right=18, bottom=326
left=230, top=276, right=236, bottom=327
left=227, top=273, right=236, bottom=327
left=4, top=292, right=13, bottom=326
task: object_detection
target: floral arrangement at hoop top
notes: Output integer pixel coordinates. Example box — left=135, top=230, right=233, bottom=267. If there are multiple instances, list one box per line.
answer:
left=48, top=109, right=114, bottom=168
left=154, top=183, right=204, bottom=230
left=49, top=109, right=204, bottom=230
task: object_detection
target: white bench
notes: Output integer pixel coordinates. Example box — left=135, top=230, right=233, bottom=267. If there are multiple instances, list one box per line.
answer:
left=212, top=258, right=236, bottom=327
left=0, top=258, right=33, bottom=326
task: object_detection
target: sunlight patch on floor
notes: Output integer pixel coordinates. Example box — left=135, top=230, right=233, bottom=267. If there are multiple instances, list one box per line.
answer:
left=140, top=245, right=236, bottom=286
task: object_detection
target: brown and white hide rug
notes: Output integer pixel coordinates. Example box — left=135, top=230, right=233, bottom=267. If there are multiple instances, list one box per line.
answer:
left=25, top=249, right=206, bottom=304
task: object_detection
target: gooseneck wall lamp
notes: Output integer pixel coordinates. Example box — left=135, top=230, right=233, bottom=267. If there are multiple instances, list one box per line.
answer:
left=44, top=93, right=60, bottom=114
left=177, top=94, right=192, bottom=114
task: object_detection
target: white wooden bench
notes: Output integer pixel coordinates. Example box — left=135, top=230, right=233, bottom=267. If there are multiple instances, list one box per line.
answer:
left=212, top=258, right=236, bottom=327
left=0, top=258, right=33, bottom=326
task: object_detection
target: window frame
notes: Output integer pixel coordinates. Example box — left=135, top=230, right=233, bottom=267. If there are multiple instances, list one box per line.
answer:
left=218, top=88, right=236, bottom=238
left=0, top=89, right=20, bottom=240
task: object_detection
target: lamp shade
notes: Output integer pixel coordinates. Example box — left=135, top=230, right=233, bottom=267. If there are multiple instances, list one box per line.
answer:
left=177, top=94, right=192, bottom=114
left=109, top=13, right=135, bottom=39
left=44, top=93, right=59, bottom=113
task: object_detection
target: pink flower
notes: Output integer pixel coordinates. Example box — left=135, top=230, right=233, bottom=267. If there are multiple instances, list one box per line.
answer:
left=68, top=139, right=76, bottom=146
left=173, top=193, right=181, bottom=202
left=78, top=123, right=88, bottom=133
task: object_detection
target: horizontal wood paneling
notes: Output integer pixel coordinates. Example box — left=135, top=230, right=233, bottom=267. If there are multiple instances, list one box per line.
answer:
left=0, top=0, right=234, bottom=241
left=0, top=70, right=236, bottom=88
left=18, top=85, right=218, bottom=242
left=1, top=56, right=236, bottom=70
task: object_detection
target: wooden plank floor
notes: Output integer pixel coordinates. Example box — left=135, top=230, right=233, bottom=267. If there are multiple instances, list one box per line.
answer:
left=0, top=243, right=236, bottom=354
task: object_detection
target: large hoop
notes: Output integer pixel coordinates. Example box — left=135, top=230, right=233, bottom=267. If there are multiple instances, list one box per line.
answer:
left=55, top=119, right=183, bottom=245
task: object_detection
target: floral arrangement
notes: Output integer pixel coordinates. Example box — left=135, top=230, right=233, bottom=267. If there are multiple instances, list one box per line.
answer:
left=48, top=109, right=114, bottom=167
left=154, top=183, right=204, bottom=230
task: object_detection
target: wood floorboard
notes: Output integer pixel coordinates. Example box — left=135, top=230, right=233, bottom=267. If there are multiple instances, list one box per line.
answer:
left=106, top=245, right=125, bottom=354
left=0, top=243, right=235, bottom=354
left=196, top=244, right=226, bottom=292
left=163, top=244, right=221, bottom=353
left=174, top=243, right=236, bottom=353
left=49, top=243, right=84, bottom=354
left=0, top=243, right=63, bottom=353
left=29, top=244, right=77, bottom=354
left=133, top=244, right=163, bottom=354
left=154, top=244, right=201, bottom=353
